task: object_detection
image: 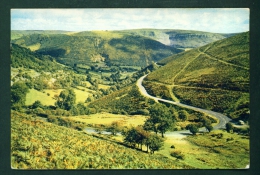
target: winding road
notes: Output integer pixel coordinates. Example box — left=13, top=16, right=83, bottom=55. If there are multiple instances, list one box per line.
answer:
left=137, top=74, right=232, bottom=130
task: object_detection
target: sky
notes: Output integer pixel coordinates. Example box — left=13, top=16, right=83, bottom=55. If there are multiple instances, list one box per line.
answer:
left=11, top=8, right=249, bottom=33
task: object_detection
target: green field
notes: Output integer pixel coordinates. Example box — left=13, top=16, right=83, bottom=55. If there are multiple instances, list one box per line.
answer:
left=26, top=89, right=57, bottom=106
left=26, top=88, right=92, bottom=106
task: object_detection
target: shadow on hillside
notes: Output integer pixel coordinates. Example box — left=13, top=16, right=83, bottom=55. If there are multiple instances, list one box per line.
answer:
left=90, top=133, right=151, bottom=154
left=37, top=48, right=66, bottom=57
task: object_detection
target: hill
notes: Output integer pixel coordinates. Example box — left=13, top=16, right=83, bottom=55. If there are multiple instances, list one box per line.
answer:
left=11, top=30, right=72, bottom=40
left=88, top=84, right=152, bottom=115
left=143, top=32, right=249, bottom=120
left=116, top=29, right=237, bottom=48
left=11, top=43, right=61, bottom=72
left=11, top=30, right=182, bottom=67
left=11, top=29, right=236, bottom=67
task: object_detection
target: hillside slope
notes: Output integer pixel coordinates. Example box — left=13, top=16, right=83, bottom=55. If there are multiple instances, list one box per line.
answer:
left=11, top=111, right=190, bottom=169
left=144, top=32, right=249, bottom=120
left=88, top=84, right=151, bottom=115
left=11, top=43, right=61, bottom=72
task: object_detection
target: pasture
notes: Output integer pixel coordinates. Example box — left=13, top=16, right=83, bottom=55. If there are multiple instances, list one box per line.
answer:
left=26, top=87, right=92, bottom=106
left=67, top=112, right=147, bottom=127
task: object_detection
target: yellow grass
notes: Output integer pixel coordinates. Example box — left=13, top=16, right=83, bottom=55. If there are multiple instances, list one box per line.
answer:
left=44, top=89, right=63, bottom=98
left=26, top=88, right=91, bottom=106
left=67, top=112, right=147, bottom=127
left=46, top=88, right=91, bottom=103
left=98, top=84, right=110, bottom=90
left=82, top=81, right=92, bottom=87
left=27, top=43, right=41, bottom=51
left=26, top=89, right=56, bottom=106
left=73, top=89, right=91, bottom=103
left=65, top=31, right=80, bottom=35
left=92, top=31, right=123, bottom=39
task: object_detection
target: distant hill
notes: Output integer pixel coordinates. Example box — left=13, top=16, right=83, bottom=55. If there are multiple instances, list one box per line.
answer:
left=144, top=32, right=249, bottom=120
left=11, top=30, right=182, bottom=67
left=116, top=29, right=238, bottom=48
left=11, top=30, right=71, bottom=40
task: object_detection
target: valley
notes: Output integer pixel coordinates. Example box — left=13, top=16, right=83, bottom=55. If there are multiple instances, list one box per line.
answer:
left=10, top=29, right=249, bottom=169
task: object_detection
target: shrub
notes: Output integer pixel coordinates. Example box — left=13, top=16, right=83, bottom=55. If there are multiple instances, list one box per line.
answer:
left=31, top=100, right=43, bottom=109
left=233, top=127, right=249, bottom=135
left=170, top=150, right=185, bottom=160
left=226, top=137, right=234, bottom=142
left=226, top=122, right=233, bottom=133
left=211, top=133, right=223, bottom=139
left=130, top=109, right=149, bottom=115
left=186, top=124, right=199, bottom=135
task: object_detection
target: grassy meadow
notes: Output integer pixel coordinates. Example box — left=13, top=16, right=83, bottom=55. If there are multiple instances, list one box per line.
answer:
left=184, top=130, right=249, bottom=168
left=67, top=112, right=147, bottom=127
left=26, top=88, right=92, bottom=106
left=25, top=89, right=57, bottom=106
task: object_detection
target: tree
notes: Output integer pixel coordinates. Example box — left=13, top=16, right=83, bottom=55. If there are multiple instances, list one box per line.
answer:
left=11, top=81, right=29, bottom=109
left=124, top=127, right=140, bottom=148
left=106, top=121, right=121, bottom=135
left=143, top=120, right=157, bottom=134
left=145, top=134, right=164, bottom=154
left=178, top=110, right=188, bottom=121
left=157, top=120, right=172, bottom=138
left=186, top=124, right=199, bottom=135
left=86, top=74, right=93, bottom=85
left=205, top=123, right=213, bottom=132
left=77, top=102, right=90, bottom=115
left=135, top=126, right=150, bottom=150
left=110, top=71, right=121, bottom=82
left=144, top=103, right=175, bottom=137
left=85, top=96, right=94, bottom=103
left=55, top=89, right=76, bottom=111
left=123, top=126, right=150, bottom=150
left=200, top=116, right=213, bottom=132
left=70, top=105, right=79, bottom=116
left=226, top=122, right=233, bottom=133
left=31, top=100, right=43, bottom=109
left=123, top=126, right=164, bottom=153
